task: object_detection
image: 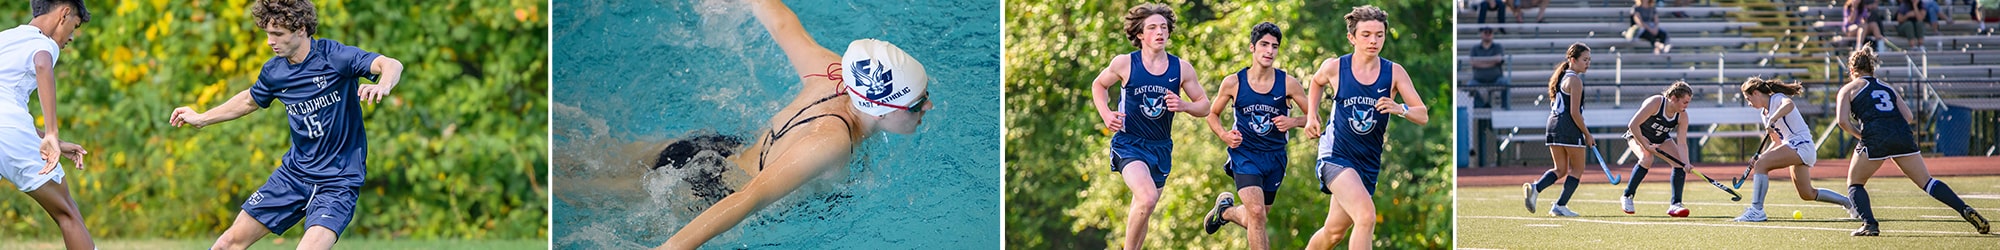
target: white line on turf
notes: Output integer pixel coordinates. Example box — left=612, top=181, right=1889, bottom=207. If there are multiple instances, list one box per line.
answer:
left=1461, top=215, right=1982, bottom=235
left=1464, top=197, right=1962, bottom=211
left=1960, top=194, right=2000, bottom=200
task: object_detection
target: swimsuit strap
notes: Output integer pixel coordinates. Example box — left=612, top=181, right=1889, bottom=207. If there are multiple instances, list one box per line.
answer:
left=759, top=91, right=854, bottom=170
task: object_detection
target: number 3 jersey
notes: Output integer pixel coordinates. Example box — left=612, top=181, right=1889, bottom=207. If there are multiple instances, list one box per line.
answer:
left=249, top=38, right=381, bottom=185
left=1848, top=76, right=1919, bottom=158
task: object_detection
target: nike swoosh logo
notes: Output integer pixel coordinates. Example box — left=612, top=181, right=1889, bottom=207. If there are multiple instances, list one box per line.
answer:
left=1167, top=78, right=1179, bottom=83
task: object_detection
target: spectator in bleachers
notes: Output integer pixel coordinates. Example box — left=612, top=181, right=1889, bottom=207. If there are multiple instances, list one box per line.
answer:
left=1511, top=0, right=1548, bottom=23
left=1894, top=0, right=1929, bottom=50
left=1922, top=0, right=1941, bottom=34
left=1469, top=28, right=1510, bottom=109
left=1845, top=0, right=1886, bottom=50
left=1474, top=0, right=1510, bottom=30
left=1629, top=0, right=1673, bottom=54
left=1979, top=0, right=1999, bottom=34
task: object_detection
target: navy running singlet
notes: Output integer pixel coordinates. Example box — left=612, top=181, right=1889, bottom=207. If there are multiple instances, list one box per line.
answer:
left=1316, top=55, right=1392, bottom=168
left=1233, top=68, right=1290, bottom=152
left=1117, top=51, right=1183, bottom=141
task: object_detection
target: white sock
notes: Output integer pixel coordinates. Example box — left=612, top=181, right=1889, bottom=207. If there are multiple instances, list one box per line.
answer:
left=1752, top=174, right=1769, bottom=210
left=1813, top=188, right=1852, bottom=208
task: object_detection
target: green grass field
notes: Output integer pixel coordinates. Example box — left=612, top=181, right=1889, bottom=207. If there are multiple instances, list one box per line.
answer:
left=0, top=239, right=547, bottom=250
left=1458, top=175, right=2000, bottom=249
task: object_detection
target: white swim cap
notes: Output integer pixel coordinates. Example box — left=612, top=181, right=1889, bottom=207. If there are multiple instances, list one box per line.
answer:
left=841, top=39, right=928, bottom=116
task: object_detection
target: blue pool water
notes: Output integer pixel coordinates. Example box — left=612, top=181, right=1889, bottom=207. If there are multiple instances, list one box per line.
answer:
left=550, top=0, right=999, bottom=248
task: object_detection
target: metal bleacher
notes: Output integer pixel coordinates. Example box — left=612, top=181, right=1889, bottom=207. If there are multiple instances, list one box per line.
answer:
left=1457, top=0, right=2000, bottom=167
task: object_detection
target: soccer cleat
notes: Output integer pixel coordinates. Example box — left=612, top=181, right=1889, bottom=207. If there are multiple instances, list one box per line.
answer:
left=1962, top=208, right=1990, bottom=234
left=1549, top=205, right=1580, bottom=217
left=1852, top=223, right=1880, bottom=236
left=1523, top=183, right=1539, bottom=213
left=1203, top=192, right=1234, bottom=235
left=1731, top=207, right=1767, bottom=222
left=1666, top=203, right=1690, bottom=218
left=1621, top=196, right=1636, bottom=214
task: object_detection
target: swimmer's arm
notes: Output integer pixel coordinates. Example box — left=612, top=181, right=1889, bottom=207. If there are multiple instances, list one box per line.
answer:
left=1390, top=63, right=1428, bottom=125
left=1178, top=60, right=1212, bottom=117
left=170, top=90, right=261, bottom=128
left=1203, top=74, right=1237, bottom=138
left=748, top=0, right=841, bottom=80
left=660, top=131, right=852, bottom=250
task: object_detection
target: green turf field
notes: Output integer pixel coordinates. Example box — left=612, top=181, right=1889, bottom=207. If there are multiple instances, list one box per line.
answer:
left=1458, top=175, right=2000, bottom=248
left=0, top=239, right=548, bottom=250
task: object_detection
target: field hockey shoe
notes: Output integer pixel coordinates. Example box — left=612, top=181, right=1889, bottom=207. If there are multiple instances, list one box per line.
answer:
left=1523, top=183, right=1539, bottom=213
left=1852, top=223, right=1880, bottom=236
left=1204, top=192, right=1234, bottom=234
left=1666, top=203, right=1690, bottom=217
left=1549, top=205, right=1580, bottom=217
left=1731, top=207, right=1767, bottom=222
left=1621, top=195, right=1636, bottom=214
left=1962, top=207, right=1990, bottom=234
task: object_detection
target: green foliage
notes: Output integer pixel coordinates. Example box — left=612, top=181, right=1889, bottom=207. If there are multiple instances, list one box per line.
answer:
left=0, top=0, right=546, bottom=239
left=1004, top=0, right=1451, bottom=248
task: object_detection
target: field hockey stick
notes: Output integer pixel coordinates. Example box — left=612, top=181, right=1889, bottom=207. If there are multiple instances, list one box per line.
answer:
left=1732, top=126, right=1772, bottom=189
left=1655, top=148, right=1742, bottom=201
left=1591, top=146, right=1622, bottom=185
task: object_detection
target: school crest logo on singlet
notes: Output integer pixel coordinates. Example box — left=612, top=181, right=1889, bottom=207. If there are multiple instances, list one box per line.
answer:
left=1132, top=85, right=1175, bottom=119
left=1342, top=96, right=1379, bottom=134
left=853, top=59, right=895, bottom=100
left=1242, top=104, right=1281, bottom=135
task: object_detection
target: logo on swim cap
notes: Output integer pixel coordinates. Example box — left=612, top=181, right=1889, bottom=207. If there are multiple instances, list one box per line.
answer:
left=853, top=59, right=896, bottom=101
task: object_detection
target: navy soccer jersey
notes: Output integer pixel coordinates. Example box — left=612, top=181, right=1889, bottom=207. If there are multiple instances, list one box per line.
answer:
left=249, top=38, right=380, bottom=185
left=1849, top=76, right=1920, bottom=159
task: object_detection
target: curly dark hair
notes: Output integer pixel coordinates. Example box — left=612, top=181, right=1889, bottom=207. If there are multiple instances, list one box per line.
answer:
left=1344, top=5, right=1387, bottom=34
left=30, top=0, right=90, bottom=23
left=1250, top=22, right=1281, bottom=45
left=1122, top=3, right=1176, bottom=47
left=252, top=0, right=318, bottom=36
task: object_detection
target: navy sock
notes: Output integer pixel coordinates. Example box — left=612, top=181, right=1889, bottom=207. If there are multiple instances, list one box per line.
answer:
left=1624, top=165, right=1649, bottom=197
left=1852, top=184, right=1876, bottom=224
left=1533, top=169, right=1559, bottom=193
left=1926, top=179, right=1972, bottom=212
left=1670, top=168, right=1686, bottom=204
left=1558, top=176, right=1581, bottom=206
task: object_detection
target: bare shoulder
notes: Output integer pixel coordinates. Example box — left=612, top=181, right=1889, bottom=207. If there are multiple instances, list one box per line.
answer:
left=1107, top=54, right=1132, bottom=72
left=1179, top=58, right=1200, bottom=79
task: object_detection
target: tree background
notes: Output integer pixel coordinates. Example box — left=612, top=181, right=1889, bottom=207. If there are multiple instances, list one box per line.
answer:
left=0, top=0, right=547, bottom=240
left=1004, top=0, right=1452, bottom=249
